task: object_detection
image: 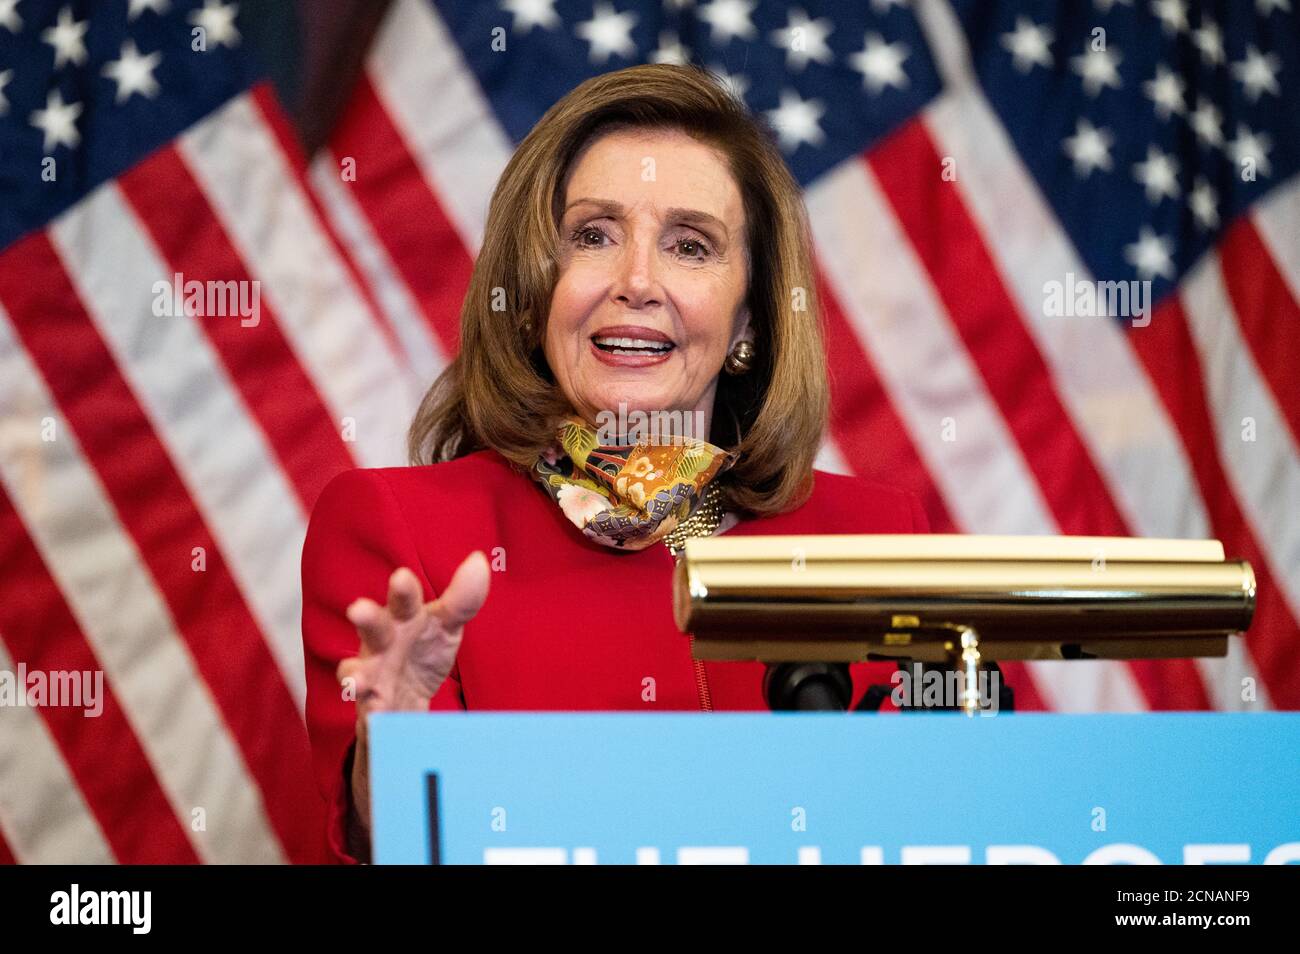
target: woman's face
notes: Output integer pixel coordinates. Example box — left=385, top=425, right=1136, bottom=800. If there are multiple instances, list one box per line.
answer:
left=544, top=127, right=751, bottom=435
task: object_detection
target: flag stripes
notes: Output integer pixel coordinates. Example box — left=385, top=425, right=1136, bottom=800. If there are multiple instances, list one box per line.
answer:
left=0, top=487, right=198, bottom=863
left=118, top=147, right=357, bottom=514
left=0, top=639, right=117, bottom=864
left=0, top=291, right=289, bottom=863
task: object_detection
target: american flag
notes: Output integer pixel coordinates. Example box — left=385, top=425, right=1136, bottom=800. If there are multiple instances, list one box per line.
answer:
left=0, top=0, right=402, bottom=863
left=0, top=0, right=1296, bottom=863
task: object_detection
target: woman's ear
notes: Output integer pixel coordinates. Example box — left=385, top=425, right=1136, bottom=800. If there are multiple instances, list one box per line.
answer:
left=729, top=307, right=753, bottom=350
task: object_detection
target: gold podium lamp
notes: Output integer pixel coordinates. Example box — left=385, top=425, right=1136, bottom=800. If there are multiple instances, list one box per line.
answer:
left=672, top=535, right=1256, bottom=715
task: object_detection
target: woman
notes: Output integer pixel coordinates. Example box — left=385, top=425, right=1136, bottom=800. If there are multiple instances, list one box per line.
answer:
left=301, top=63, right=928, bottom=864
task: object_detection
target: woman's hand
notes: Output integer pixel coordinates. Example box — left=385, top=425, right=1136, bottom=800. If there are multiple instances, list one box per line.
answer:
left=338, top=552, right=491, bottom=714
left=337, top=551, right=490, bottom=843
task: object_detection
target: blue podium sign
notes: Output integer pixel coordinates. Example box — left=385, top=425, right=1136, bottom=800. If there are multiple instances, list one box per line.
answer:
left=368, top=713, right=1300, bottom=865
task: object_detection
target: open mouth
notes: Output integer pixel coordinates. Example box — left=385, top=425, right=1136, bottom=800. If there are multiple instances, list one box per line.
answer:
left=590, top=335, right=676, bottom=357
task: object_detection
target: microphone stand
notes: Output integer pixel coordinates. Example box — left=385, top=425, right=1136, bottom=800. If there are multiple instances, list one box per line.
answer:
left=763, top=661, right=1015, bottom=712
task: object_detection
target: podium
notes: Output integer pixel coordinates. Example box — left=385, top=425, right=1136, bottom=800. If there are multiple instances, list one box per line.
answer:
left=368, top=712, right=1300, bottom=865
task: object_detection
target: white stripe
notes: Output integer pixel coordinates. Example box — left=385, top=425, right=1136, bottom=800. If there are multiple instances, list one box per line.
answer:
left=309, top=151, right=447, bottom=384
left=814, top=439, right=851, bottom=476
left=808, top=162, right=1054, bottom=536
left=367, top=0, right=513, bottom=251
left=1251, top=174, right=1300, bottom=305
left=0, top=304, right=285, bottom=863
left=1202, top=636, right=1272, bottom=712
left=0, top=639, right=115, bottom=863
left=1181, top=254, right=1300, bottom=623
left=178, top=93, right=417, bottom=468
left=915, top=0, right=1253, bottom=708
left=49, top=184, right=308, bottom=714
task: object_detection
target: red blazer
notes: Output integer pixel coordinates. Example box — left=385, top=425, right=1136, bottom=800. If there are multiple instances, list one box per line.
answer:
left=301, top=449, right=928, bottom=862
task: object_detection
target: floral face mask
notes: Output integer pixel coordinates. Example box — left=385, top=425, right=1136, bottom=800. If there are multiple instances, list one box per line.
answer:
left=531, top=415, right=736, bottom=551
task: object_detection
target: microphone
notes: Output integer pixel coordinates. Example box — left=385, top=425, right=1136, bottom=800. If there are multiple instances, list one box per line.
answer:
left=763, top=662, right=853, bottom=711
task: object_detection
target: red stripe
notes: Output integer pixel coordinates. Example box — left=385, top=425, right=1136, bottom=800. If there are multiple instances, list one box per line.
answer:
left=1217, top=217, right=1300, bottom=450
left=0, top=234, right=326, bottom=862
left=328, top=74, right=472, bottom=355
left=118, top=146, right=355, bottom=512
left=815, top=271, right=1049, bottom=711
left=247, top=85, right=399, bottom=362
left=817, top=268, right=957, bottom=534
left=1132, top=296, right=1300, bottom=709
left=867, top=120, right=1211, bottom=711
left=0, top=483, right=199, bottom=863
left=0, top=826, right=15, bottom=865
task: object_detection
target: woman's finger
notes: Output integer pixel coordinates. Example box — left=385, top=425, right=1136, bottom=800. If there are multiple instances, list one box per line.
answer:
left=346, top=597, right=392, bottom=653
left=386, top=566, right=423, bottom=622
left=428, top=551, right=491, bottom=633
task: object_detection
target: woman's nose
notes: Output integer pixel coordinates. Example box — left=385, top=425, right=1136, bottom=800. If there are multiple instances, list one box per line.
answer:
left=612, top=236, right=662, bottom=308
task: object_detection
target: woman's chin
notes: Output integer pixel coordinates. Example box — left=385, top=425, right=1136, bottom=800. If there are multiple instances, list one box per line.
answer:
left=581, top=389, right=682, bottom=418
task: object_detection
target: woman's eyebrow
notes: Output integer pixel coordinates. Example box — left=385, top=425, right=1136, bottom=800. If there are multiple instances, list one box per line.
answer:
left=563, top=198, right=729, bottom=240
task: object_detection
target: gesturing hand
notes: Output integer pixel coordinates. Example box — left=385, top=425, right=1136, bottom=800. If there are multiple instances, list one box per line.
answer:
left=337, top=551, right=491, bottom=718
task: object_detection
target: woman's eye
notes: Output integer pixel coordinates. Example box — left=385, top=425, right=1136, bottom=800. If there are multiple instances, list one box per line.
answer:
left=571, top=226, right=607, bottom=248
left=674, top=238, right=711, bottom=259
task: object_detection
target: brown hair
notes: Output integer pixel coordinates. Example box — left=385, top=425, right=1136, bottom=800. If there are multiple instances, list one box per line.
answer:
left=407, top=63, right=829, bottom=517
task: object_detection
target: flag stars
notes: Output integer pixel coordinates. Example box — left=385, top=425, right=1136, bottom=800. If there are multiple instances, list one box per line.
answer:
left=1132, top=144, right=1180, bottom=203
left=1255, top=0, right=1290, bottom=15
left=1000, top=17, right=1053, bottom=73
left=1191, top=20, right=1224, bottom=66
left=1149, top=0, right=1189, bottom=35
left=30, top=88, right=82, bottom=152
left=1143, top=64, right=1185, bottom=119
left=698, top=0, right=757, bottom=45
left=1125, top=226, right=1175, bottom=280
left=1227, top=125, right=1273, bottom=178
left=765, top=88, right=826, bottom=152
left=575, top=3, right=637, bottom=63
left=850, top=33, right=910, bottom=94
left=1188, top=177, right=1218, bottom=230
left=42, top=6, right=88, bottom=69
left=189, top=1, right=241, bottom=48
left=0, top=0, right=21, bottom=33
left=128, top=0, right=171, bottom=19
left=1071, top=44, right=1122, bottom=97
left=1093, top=0, right=1133, bottom=12
left=1063, top=118, right=1114, bottom=177
left=770, top=9, right=834, bottom=72
left=0, top=69, right=11, bottom=116
left=103, top=40, right=163, bottom=103
left=650, top=30, right=690, bottom=65
left=500, top=0, right=558, bottom=34
left=1189, top=97, right=1223, bottom=148
left=707, top=64, right=749, bottom=101
left=1231, top=46, right=1281, bottom=102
